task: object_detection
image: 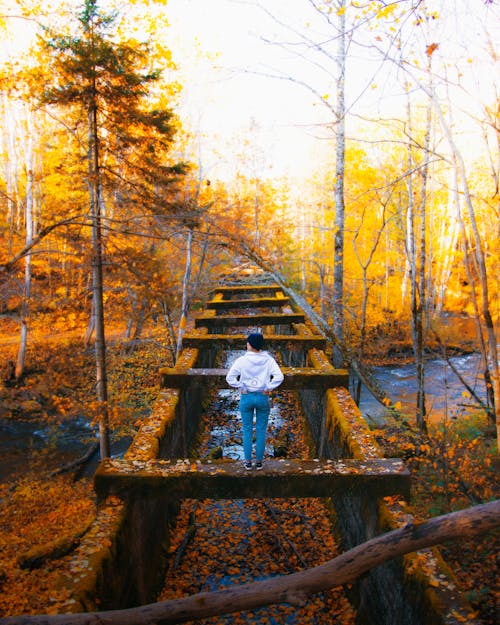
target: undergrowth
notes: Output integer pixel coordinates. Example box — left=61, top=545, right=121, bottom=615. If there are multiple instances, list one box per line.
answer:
left=372, top=413, right=499, bottom=625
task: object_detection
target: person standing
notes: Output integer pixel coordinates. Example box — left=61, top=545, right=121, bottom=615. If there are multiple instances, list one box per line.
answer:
left=226, top=332, right=284, bottom=470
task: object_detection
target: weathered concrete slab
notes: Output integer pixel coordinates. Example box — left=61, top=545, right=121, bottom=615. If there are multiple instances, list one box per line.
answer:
left=95, top=458, right=410, bottom=501
left=159, top=367, right=350, bottom=389
left=182, top=333, right=326, bottom=350
left=206, top=296, right=290, bottom=310
left=194, top=312, right=306, bottom=328
left=212, top=285, right=282, bottom=296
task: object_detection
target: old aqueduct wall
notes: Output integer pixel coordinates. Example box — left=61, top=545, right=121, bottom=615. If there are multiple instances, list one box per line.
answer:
left=52, top=282, right=479, bottom=625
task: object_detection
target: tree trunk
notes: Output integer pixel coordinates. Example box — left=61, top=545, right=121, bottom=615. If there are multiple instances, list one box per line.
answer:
left=88, top=90, right=110, bottom=460
left=132, top=298, right=149, bottom=341
left=125, top=288, right=137, bottom=339
left=413, top=75, right=433, bottom=433
left=2, top=93, right=20, bottom=257
left=351, top=198, right=388, bottom=406
left=175, top=227, right=193, bottom=361
left=414, top=89, right=432, bottom=431
left=332, top=0, right=346, bottom=367
left=405, top=93, right=419, bottom=420
left=3, top=500, right=498, bottom=625
left=83, top=297, right=95, bottom=349
left=434, top=213, right=459, bottom=315
left=15, top=106, right=35, bottom=380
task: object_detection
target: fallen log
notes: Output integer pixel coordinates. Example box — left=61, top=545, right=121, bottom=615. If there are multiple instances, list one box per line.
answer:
left=1, top=499, right=498, bottom=625
left=17, top=521, right=93, bottom=570
left=49, top=441, right=99, bottom=479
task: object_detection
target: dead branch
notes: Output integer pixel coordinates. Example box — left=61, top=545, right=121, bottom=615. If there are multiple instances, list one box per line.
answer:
left=431, top=330, right=491, bottom=416
left=0, top=217, right=84, bottom=273
left=172, top=504, right=198, bottom=570
left=49, top=441, right=100, bottom=479
left=265, top=502, right=318, bottom=542
left=263, top=500, right=308, bottom=568
left=1, top=499, right=498, bottom=625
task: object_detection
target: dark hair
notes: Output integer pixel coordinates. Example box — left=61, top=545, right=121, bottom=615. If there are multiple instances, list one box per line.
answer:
left=247, top=332, right=264, bottom=350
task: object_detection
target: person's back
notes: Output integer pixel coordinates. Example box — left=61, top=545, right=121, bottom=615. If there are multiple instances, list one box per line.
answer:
left=226, top=333, right=283, bottom=469
left=226, top=349, right=283, bottom=394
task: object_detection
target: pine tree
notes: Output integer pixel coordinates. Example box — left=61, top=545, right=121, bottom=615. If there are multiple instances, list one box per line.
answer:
left=40, top=0, right=187, bottom=459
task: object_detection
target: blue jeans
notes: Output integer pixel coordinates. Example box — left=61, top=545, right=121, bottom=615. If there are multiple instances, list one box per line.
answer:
left=240, top=392, right=270, bottom=462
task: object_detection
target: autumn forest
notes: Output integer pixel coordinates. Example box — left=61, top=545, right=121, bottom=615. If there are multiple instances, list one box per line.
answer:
left=0, top=1, right=499, bottom=624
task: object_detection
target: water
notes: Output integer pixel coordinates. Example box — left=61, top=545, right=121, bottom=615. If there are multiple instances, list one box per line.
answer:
left=0, top=415, right=96, bottom=482
left=359, top=352, right=488, bottom=424
left=0, top=350, right=489, bottom=482
left=0, top=415, right=132, bottom=483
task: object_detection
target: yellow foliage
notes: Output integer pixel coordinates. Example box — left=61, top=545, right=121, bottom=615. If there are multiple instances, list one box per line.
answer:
left=376, top=5, right=397, bottom=19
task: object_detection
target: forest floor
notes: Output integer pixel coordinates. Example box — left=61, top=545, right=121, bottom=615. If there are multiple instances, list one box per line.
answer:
left=0, top=316, right=498, bottom=622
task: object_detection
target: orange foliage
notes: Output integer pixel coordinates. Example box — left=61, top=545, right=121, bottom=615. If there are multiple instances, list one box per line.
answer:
left=0, top=476, right=95, bottom=616
left=375, top=416, right=500, bottom=625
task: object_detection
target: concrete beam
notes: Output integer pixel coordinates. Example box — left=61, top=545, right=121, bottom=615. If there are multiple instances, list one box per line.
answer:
left=181, top=334, right=327, bottom=350
left=206, top=296, right=290, bottom=310
left=194, top=312, right=306, bottom=328
left=95, top=458, right=410, bottom=501
left=159, top=367, right=350, bottom=390
left=212, top=285, right=282, bottom=296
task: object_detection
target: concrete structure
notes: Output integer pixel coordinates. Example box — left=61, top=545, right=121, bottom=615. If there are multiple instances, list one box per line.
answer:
left=54, top=281, right=479, bottom=624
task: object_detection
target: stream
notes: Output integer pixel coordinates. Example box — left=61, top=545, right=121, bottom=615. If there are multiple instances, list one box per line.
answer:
left=359, top=352, right=488, bottom=425
left=0, top=350, right=489, bottom=483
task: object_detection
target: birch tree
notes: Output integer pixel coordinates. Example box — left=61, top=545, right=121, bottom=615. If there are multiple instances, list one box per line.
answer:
left=332, top=0, right=346, bottom=367
left=403, top=68, right=434, bottom=433
left=434, top=100, right=500, bottom=446
left=14, top=105, right=36, bottom=380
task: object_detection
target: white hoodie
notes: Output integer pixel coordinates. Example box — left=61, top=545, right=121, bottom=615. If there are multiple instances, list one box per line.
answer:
left=226, top=351, right=284, bottom=393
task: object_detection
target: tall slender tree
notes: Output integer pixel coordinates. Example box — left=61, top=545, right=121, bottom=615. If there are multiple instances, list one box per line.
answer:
left=332, top=0, right=346, bottom=367
left=40, top=0, right=186, bottom=459
left=15, top=105, right=36, bottom=381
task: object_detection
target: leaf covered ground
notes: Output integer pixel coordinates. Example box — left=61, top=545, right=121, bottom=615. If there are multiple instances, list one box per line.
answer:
left=0, top=475, right=95, bottom=616
left=0, top=323, right=168, bottom=617
left=0, top=323, right=498, bottom=623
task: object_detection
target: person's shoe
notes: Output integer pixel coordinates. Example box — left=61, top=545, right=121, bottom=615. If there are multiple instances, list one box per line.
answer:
left=255, top=461, right=263, bottom=470
left=244, top=461, right=253, bottom=470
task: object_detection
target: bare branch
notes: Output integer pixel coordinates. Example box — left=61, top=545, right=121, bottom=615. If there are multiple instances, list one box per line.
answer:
left=0, top=216, right=85, bottom=273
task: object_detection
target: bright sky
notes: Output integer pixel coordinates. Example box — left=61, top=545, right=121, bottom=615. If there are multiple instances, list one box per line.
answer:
left=165, top=0, right=334, bottom=181
left=2, top=0, right=499, bottom=182
left=165, top=0, right=500, bottom=182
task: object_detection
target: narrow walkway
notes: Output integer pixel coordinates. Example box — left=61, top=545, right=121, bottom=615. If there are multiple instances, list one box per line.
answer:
left=91, top=279, right=409, bottom=621
left=157, top=344, right=357, bottom=624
